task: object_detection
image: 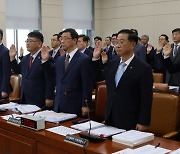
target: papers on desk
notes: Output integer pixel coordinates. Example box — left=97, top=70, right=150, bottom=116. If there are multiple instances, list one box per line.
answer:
left=0, top=102, right=18, bottom=111
left=0, top=102, right=40, bottom=114
left=90, top=126, right=125, bottom=137
left=113, top=144, right=171, bottom=154
left=170, top=148, right=180, bottom=154
left=1, top=114, right=24, bottom=121
left=112, top=130, right=154, bottom=147
left=16, top=104, right=40, bottom=114
left=169, top=86, right=179, bottom=91
left=32, top=110, right=77, bottom=123
left=71, top=120, right=105, bottom=131
left=46, top=126, right=80, bottom=136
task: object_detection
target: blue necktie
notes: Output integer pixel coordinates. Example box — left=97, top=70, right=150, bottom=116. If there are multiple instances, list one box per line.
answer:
left=115, top=62, right=126, bottom=86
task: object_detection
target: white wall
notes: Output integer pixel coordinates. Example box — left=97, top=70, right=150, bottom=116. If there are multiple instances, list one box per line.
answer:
left=41, top=0, right=63, bottom=46
left=94, top=0, right=180, bottom=46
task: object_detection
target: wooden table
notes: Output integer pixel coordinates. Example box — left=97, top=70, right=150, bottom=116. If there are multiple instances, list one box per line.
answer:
left=0, top=111, right=180, bottom=154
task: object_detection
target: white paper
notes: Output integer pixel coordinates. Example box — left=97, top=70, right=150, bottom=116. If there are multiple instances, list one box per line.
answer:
left=113, top=145, right=171, bottom=154
left=170, top=148, right=180, bottom=154
left=169, top=86, right=179, bottom=91
left=0, top=102, right=18, bottom=110
left=71, top=120, right=105, bottom=131
left=32, top=110, right=77, bottom=123
left=46, top=126, right=80, bottom=136
left=112, top=130, right=154, bottom=147
left=16, top=104, right=40, bottom=114
left=90, top=126, right=125, bottom=137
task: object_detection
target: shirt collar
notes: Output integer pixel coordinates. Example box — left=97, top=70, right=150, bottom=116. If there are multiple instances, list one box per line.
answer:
left=53, top=46, right=61, bottom=53
left=120, top=54, right=134, bottom=67
left=66, top=48, right=78, bottom=61
left=80, top=48, right=86, bottom=53
left=0, top=43, right=2, bottom=46
left=30, top=49, right=41, bottom=61
left=174, top=43, right=180, bottom=46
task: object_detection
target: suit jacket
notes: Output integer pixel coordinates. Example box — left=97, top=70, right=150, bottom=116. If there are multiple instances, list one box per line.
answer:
left=11, top=52, right=55, bottom=107
left=84, top=48, right=93, bottom=58
left=0, top=44, right=11, bottom=96
left=93, top=56, right=153, bottom=130
left=49, top=48, right=61, bottom=61
left=87, top=46, right=94, bottom=52
left=164, top=44, right=180, bottom=86
left=134, top=42, right=147, bottom=62
left=54, top=50, right=93, bottom=116
left=106, top=45, right=116, bottom=60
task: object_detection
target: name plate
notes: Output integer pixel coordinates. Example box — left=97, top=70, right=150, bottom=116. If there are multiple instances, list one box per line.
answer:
left=7, top=117, right=21, bottom=126
left=64, top=134, right=89, bottom=147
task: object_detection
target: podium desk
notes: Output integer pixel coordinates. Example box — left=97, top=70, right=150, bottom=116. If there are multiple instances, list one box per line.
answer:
left=0, top=113, right=180, bottom=154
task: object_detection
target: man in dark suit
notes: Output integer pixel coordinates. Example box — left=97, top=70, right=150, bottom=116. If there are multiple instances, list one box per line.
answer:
left=103, top=36, right=115, bottom=60
left=41, top=28, right=93, bottom=116
left=163, top=28, right=180, bottom=86
left=93, top=29, right=153, bottom=131
left=9, top=31, right=55, bottom=108
left=86, top=36, right=94, bottom=52
left=49, top=33, right=65, bottom=61
left=0, top=29, right=11, bottom=100
left=77, top=34, right=93, bottom=58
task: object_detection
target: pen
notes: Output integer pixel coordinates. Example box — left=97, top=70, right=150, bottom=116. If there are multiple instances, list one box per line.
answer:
left=155, top=143, right=160, bottom=148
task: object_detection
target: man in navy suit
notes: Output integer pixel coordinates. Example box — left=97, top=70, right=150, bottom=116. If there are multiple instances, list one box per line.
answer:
left=93, top=29, right=153, bottom=131
left=41, top=28, right=93, bottom=116
left=49, top=33, right=65, bottom=61
left=0, top=29, right=11, bottom=100
left=77, top=34, right=93, bottom=58
left=9, top=31, right=55, bottom=108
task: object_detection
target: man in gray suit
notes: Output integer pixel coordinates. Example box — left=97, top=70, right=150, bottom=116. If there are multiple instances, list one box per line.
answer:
left=163, top=28, right=180, bottom=86
left=131, top=29, right=147, bottom=62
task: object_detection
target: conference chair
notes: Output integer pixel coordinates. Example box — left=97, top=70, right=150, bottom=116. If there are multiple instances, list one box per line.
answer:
left=153, top=83, right=169, bottom=91
left=93, top=81, right=107, bottom=122
left=153, top=73, right=164, bottom=83
left=9, top=74, right=21, bottom=102
left=147, top=92, right=180, bottom=139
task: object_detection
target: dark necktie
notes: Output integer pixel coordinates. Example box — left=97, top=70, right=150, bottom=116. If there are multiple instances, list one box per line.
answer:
left=64, top=54, right=70, bottom=70
left=174, top=45, right=178, bottom=57
left=29, top=56, right=34, bottom=69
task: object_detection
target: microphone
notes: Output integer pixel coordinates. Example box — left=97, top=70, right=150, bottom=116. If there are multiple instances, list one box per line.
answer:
left=79, top=100, right=105, bottom=142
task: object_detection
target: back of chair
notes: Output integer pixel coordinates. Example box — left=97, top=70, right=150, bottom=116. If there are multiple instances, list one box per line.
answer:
left=153, top=83, right=169, bottom=91
left=148, top=92, right=180, bottom=136
left=9, top=75, right=21, bottom=102
left=94, top=84, right=107, bottom=122
left=153, top=73, right=164, bottom=83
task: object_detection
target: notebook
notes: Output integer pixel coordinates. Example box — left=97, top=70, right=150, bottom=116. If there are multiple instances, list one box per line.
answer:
left=32, top=110, right=77, bottom=123
left=112, top=130, right=154, bottom=147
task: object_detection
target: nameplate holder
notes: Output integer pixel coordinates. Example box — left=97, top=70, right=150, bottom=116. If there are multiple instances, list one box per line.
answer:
left=7, top=117, right=21, bottom=126
left=64, top=134, right=89, bottom=147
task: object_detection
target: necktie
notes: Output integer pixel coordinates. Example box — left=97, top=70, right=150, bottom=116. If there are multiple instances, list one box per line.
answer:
left=64, top=54, right=70, bottom=70
left=174, top=45, right=178, bottom=57
left=115, top=62, right=126, bottom=86
left=29, top=56, right=34, bottom=69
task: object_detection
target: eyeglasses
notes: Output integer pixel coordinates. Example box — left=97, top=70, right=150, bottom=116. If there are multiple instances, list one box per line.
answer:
left=60, top=37, right=72, bottom=41
left=25, top=39, right=37, bottom=43
left=51, top=39, right=59, bottom=42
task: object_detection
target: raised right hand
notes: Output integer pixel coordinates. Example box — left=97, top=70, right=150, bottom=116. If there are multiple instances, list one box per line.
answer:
left=9, top=44, right=17, bottom=61
left=93, top=40, right=102, bottom=59
left=41, top=45, right=50, bottom=61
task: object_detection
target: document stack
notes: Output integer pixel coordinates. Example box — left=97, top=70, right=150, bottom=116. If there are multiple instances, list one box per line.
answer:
left=112, top=130, right=154, bottom=147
